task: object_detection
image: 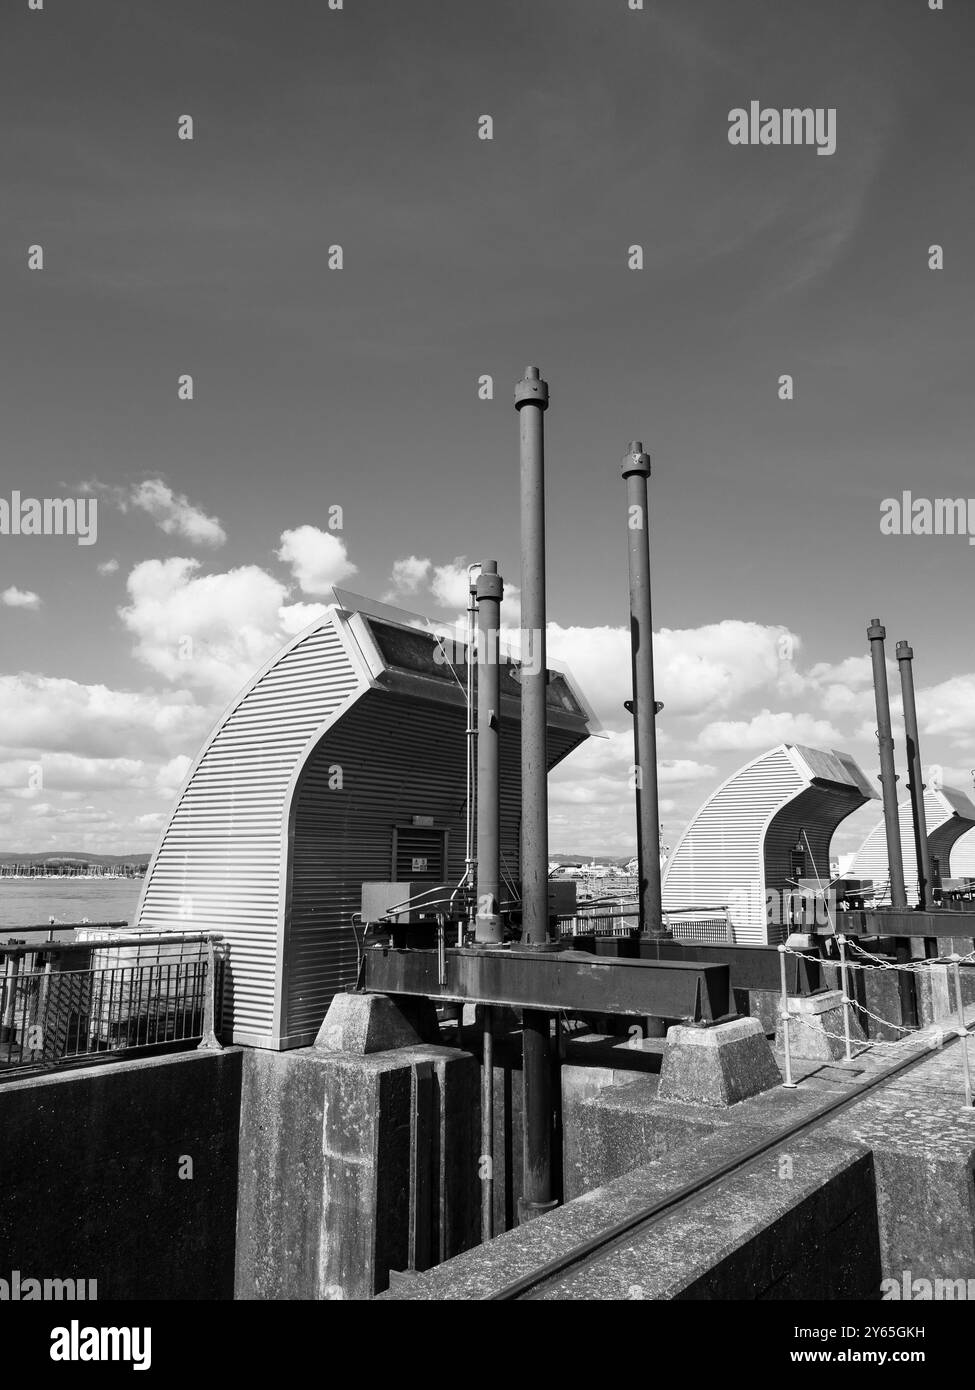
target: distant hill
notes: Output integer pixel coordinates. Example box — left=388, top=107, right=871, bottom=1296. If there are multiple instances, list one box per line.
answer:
left=0, top=851, right=149, bottom=866
left=550, top=852, right=635, bottom=866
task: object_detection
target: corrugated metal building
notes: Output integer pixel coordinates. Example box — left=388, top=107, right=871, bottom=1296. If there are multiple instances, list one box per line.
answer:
left=135, top=591, right=594, bottom=1049
left=661, top=745, right=878, bottom=944
left=850, top=784, right=975, bottom=904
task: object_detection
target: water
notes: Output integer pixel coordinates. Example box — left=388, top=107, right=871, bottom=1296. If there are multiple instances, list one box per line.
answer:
left=0, top=878, right=143, bottom=929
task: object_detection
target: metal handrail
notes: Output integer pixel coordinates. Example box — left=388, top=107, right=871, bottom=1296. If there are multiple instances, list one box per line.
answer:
left=0, top=930, right=224, bottom=1070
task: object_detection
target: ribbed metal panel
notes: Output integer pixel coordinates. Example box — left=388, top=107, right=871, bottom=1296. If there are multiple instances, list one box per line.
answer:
left=137, top=598, right=592, bottom=1050
left=851, top=787, right=975, bottom=903
left=662, top=744, right=875, bottom=945
left=136, top=619, right=362, bottom=1045
left=282, top=688, right=584, bottom=1046
left=662, top=747, right=801, bottom=944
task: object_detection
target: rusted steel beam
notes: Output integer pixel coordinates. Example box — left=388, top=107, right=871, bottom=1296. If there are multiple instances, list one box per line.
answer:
left=361, top=945, right=732, bottom=1023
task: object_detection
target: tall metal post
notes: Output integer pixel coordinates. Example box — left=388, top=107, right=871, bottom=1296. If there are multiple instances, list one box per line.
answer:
left=516, top=366, right=550, bottom=949
left=622, top=442, right=665, bottom=939
left=515, top=365, right=556, bottom=1222
left=896, top=640, right=932, bottom=911
left=474, top=565, right=502, bottom=1240
left=868, top=619, right=907, bottom=910
left=475, top=562, right=503, bottom=945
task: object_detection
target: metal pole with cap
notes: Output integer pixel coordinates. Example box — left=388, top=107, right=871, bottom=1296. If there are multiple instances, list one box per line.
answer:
left=868, top=619, right=907, bottom=910
left=622, top=442, right=665, bottom=939
left=515, top=366, right=557, bottom=1222
left=516, top=366, right=550, bottom=950
left=475, top=561, right=503, bottom=945
left=896, top=640, right=932, bottom=911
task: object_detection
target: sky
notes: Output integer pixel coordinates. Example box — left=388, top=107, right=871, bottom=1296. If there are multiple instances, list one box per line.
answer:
left=1, top=0, right=974, bottom=864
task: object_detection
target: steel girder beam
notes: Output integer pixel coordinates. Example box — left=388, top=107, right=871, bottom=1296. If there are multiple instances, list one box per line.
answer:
left=636, top=940, right=822, bottom=994
left=361, top=945, right=732, bottom=1024
left=836, top=909, right=975, bottom=939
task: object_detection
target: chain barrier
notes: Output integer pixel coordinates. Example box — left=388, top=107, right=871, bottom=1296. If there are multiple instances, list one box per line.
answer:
left=775, top=940, right=974, bottom=1108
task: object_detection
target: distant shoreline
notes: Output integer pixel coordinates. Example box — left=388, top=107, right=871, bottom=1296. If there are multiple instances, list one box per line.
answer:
left=0, top=873, right=145, bottom=881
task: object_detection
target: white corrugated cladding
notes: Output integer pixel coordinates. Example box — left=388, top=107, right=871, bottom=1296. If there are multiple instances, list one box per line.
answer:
left=283, top=690, right=583, bottom=1046
left=136, top=617, right=362, bottom=1047
left=852, top=787, right=975, bottom=903
left=662, top=746, right=802, bottom=944
left=137, top=599, right=590, bottom=1050
left=662, top=744, right=875, bottom=945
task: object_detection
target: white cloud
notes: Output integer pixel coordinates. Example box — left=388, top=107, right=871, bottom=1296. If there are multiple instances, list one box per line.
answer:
left=386, top=556, right=432, bottom=597
left=916, top=674, right=975, bottom=742
left=279, top=600, right=329, bottom=635
left=97, top=559, right=119, bottom=576
left=155, top=754, right=192, bottom=796
left=383, top=554, right=522, bottom=625
left=0, top=754, right=149, bottom=794
left=0, top=675, right=207, bottom=760
left=430, top=559, right=473, bottom=610
left=2, top=586, right=41, bottom=610
left=119, top=557, right=292, bottom=697
left=545, top=619, right=799, bottom=731
left=277, top=526, right=356, bottom=595
left=697, top=709, right=844, bottom=752
left=129, top=479, right=227, bottom=546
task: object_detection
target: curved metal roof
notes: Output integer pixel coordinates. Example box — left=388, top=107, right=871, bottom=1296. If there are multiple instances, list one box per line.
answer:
left=662, top=743, right=877, bottom=944
left=851, top=784, right=975, bottom=904
left=136, top=591, right=593, bottom=1047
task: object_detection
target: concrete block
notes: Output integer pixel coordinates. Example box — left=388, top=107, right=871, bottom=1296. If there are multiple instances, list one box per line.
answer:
left=235, top=1043, right=480, bottom=1300
left=658, top=1017, right=781, bottom=1107
left=775, top=990, right=865, bottom=1061
left=741, top=987, right=780, bottom=1037
left=315, top=991, right=423, bottom=1054
left=916, top=965, right=953, bottom=1028
left=0, top=1050, right=241, bottom=1299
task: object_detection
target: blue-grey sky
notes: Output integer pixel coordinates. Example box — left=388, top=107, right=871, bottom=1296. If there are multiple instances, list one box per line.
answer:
left=2, top=0, right=973, bottom=861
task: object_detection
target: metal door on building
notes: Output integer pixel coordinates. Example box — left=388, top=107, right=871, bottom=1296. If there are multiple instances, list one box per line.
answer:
left=391, top=824, right=449, bottom=885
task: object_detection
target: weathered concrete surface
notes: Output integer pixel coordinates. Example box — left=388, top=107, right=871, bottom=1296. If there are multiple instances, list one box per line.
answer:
left=235, top=1042, right=478, bottom=1299
left=315, top=991, right=439, bottom=1054
left=658, top=1017, right=780, bottom=1107
left=824, top=1039, right=975, bottom=1281
left=739, top=986, right=781, bottom=1037
left=378, top=1128, right=879, bottom=1300
left=380, top=1008, right=974, bottom=1299
left=0, top=1049, right=241, bottom=1299
left=775, top=989, right=866, bottom=1060
left=821, top=959, right=907, bottom=1042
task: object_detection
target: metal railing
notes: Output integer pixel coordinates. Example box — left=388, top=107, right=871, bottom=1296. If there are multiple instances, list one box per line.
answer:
left=558, top=905, right=735, bottom=944
left=0, top=930, right=223, bottom=1072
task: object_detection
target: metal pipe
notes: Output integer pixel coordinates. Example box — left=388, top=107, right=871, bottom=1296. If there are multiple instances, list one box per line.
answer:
left=622, top=442, right=665, bottom=938
left=837, top=934, right=853, bottom=1062
left=480, top=1006, right=494, bottom=1241
left=867, top=619, right=907, bottom=909
left=778, top=944, right=796, bottom=1088
left=475, top=562, right=503, bottom=945
left=514, top=366, right=556, bottom=1221
left=515, top=366, right=550, bottom=948
left=896, top=640, right=932, bottom=910
left=518, top=1009, right=557, bottom=1221
left=951, top=957, right=973, bottom=1108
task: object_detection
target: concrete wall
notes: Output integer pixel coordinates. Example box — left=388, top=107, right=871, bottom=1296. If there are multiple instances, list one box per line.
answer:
left=0, top=1049, right=242, bottom=1299
left=378, top=1132, right=881, bottom=1300
left=235, top=1043, right=480, bottom=1299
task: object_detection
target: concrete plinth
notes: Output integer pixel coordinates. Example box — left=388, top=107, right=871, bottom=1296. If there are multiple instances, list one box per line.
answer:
left=235, top=1043, right=479, bottom=1300
left=657, top=1017, right=781, bottom=1107
left=917, top=962, right=975, bottom=1028
left=776, top=990, right=865, bottom=1061
left=315, top=991, right=438, bottom=1054
left=739, top=987, right=781, bottom=1037
left=822, top=960, right=906, bottom=1042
